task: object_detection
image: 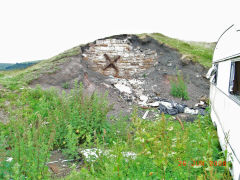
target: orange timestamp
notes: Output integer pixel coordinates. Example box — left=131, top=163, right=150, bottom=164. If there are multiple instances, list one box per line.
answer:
left=178, top=160, right=226, bottom=167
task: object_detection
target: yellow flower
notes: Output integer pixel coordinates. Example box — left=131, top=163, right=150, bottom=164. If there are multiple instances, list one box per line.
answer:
left=149, top=172, right=153, bottom=176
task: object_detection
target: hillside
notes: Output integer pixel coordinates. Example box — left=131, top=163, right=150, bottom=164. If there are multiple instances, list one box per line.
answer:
left=0, top=34, right=231, bottom=179
left=0, top=63, right=13, bottom=70
left=0, top=61, right=40, bottom=71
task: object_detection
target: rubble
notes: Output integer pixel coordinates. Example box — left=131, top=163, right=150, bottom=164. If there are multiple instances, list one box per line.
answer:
left=104, top=75, right=207, bottom=116
left=142, top=110, right=149, bottom=119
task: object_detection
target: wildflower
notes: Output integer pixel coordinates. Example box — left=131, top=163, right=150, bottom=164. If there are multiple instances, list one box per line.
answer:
left=168, top=126, right=174, bottom=131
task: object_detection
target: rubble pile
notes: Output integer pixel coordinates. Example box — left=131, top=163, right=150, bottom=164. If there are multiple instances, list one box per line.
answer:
left=104, top=76, right=208, bottom=116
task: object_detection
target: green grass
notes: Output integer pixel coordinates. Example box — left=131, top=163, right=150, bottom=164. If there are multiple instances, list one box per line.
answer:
left=0, top=83, right=111, bottom=179
left=0, top=45, right=81, bottom=90
left=170, top=71, right=189, bottom=100
left=0, top=83, right=231, bottom=179
left=139, top=33, right=215, bottom=68
left=64, top=111, right=231, bottom=179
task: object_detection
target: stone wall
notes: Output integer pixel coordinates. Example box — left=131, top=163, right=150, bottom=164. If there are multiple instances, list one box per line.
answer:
left=82, top=38, right=158, bottom=78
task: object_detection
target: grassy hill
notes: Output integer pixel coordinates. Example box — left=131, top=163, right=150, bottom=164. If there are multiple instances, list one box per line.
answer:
left=0, top=33, right=215, bottom=90
left=139, top=33, right=215, bottom=68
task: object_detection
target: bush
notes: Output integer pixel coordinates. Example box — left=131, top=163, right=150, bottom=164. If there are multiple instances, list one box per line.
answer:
left=170, top=72, right=189, bottom=100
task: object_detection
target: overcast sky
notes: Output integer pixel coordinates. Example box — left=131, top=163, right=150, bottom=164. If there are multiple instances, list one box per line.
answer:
left=0, top=0, right=239, bottom=63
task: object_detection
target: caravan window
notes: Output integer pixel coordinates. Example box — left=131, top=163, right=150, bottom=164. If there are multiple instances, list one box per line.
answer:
left=229, top=61, right=240, bottom=97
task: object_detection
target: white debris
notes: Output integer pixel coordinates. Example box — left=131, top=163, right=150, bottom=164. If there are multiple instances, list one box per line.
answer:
left=184, top=107, right=198, bottom=115
left=114, top=83, right=132, bottom=94
left=140, top=95, right=148, bottom=103
left=148, top=101, right=160, bottom=107
left=128, top=79, right=144, bottom=85
left=195, top=101, right=205, bottom=107
left=160, top=101, right=172, bottom=109
left=106, top=77, right=119, bottom=84
left=102, top=83, right=111, bottom=88
left=6, top=157, right=13, bottom=162
left=142, top=110, right=149, bottom=119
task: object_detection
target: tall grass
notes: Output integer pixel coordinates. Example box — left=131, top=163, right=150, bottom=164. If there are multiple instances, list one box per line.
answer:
left=0, top=83, right=231, bottom=179
left=0, top=82, right=110, bottom=179
left=64, top=109, right=231, bottom=180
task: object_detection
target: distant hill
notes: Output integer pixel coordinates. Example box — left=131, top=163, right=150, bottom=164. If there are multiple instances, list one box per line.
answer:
left=0, top=63, right=13, bottom=70
left=0, top=61, right=40, bottom=71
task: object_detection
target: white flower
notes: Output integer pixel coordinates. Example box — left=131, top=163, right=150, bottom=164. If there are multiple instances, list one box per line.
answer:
left=168, top=126, right=174, bottom=131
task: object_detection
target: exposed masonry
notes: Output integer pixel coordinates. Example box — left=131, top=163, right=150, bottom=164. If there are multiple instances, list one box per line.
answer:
left=82, top=38, right=158, bottom=78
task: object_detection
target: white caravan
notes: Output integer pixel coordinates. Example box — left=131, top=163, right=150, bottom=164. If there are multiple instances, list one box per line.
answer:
left=208, top=24, right=240, bottom=180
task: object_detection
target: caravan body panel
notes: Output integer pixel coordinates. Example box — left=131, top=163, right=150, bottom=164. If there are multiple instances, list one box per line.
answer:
left=210, top=24, right=240, bottom=180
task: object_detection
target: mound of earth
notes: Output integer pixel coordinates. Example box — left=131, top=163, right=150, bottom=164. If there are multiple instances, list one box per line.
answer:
left=30, top=34, right=209, bottom=117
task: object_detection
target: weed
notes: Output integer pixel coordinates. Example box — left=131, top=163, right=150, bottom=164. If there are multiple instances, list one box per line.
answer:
left=170, top=71, right=189, bottom=100
left=62, top=81, right=70, bottom=89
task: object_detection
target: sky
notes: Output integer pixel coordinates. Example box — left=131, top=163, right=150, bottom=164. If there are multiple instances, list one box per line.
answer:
left=0, top=0, right=239, bottom=63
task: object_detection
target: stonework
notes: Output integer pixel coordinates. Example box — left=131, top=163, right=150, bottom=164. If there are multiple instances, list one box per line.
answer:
left=82, top=38, right=158, bottom=78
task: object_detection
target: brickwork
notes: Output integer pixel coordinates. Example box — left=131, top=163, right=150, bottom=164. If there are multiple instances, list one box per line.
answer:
left=82, top=38, right=157, bottom=78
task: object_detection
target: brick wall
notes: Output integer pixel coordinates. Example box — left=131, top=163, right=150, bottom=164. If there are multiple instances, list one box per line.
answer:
left=82, top=38, right=157, bottom=78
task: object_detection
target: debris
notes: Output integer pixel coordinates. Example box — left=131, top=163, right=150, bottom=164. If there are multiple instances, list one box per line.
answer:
left=102, top=82, right=111, bottom=88
left=167, top=62, right=172, bottom=67
left=157, top=100, right=186, bottom=115
left=195, top=101, right=204, bottom=107
left=138, top=95, right=148, bottom=106
left=114, top=83, right=132, bottom=94
left=47, top=161, right=59, bottom=164
left=148, top=101, right=160, bottom=107
left=6, top=157, right=13, bottom=162
left=184, top=107, right=198, bottom=115
left=48, top=163, right=60, bottom=174
left=142, top=110, right=149, bottom=119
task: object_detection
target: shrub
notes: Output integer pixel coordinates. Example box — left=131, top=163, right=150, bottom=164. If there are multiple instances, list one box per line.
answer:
left=170, top=72, right=189, bottom=100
